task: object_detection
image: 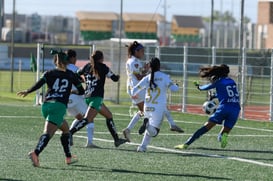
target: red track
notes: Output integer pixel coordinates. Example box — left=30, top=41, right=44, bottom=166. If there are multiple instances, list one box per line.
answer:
left=169, top=104, right=270, bottom=122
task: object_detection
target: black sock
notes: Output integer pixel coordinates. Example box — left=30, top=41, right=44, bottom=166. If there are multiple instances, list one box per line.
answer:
left=70, top=118, right=88, bottom=135
left=185, top=126, right=208, bottom=145
left=60, top=133, right=71, bottom=158
left=106, top=118, right=119, bottom=141
left=34, top=133, right=50, bottom=156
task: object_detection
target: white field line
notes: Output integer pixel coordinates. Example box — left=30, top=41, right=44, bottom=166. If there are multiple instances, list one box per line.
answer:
left=66, top=133, right=273, bottom=168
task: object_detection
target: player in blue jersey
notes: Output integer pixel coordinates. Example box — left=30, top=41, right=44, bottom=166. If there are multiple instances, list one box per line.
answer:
left=69, top=50, right=127, bottom=147
left=174, top=64, right=241, bottom=149
left=17, top=49, right=85, bottom=167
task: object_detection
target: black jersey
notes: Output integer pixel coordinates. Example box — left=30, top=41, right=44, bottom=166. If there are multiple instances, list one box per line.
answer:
left=78, top=62, right=119, bottom=98
left=27, top=69, right=84, bottom=106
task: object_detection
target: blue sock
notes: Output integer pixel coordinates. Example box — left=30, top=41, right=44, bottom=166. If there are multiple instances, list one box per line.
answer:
left=185, top=126, right=208, bottom=145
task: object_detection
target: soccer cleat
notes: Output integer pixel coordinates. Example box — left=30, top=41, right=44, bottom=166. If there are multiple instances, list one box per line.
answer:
left=221, top=133, right=228, bottom=148
left=170, top=125, right=184, bottom=133
left=137, top=146, right=146, bottom=152
left=174, top=144, right=189, bottom=150
left=28, top=151, right=40, bottom=167
left=138, top=118, right=148, bottom=135
left=122, top=128, right=131, bottom=142
left=66, top=155, right=78, bottom=165
left=85, top=143, right=100, bottom=148
left=114, top=138, right=127, bottom=147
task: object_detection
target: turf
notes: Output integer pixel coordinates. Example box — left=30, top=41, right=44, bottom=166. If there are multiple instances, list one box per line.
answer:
left=1, top=98, right=273, bottom=181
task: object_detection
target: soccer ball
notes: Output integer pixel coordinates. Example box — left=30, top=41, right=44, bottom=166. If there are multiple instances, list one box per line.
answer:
left=202, top=101, right=217, bottom=115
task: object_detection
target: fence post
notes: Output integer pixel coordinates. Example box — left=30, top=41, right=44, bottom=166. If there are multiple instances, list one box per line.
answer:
left=240, top=47, right=246, bottom=119
left=35, top=43, right=41, bottom=105
left=155, top=46, right=160, bottom=59
left=182, top=46, right=188, bottom=112
left=269, top=48, right=273, bottom=121
left=211, top=46, right=216, bottom=65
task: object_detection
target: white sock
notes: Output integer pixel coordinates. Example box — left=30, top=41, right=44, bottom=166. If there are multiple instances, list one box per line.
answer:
left=140, top=131, right=152, bottom=149
left=86, top=122, right=94, bottom=145
left=127, top=112, right=141, bottom=130
left=165, top=110, right=175, bottom=127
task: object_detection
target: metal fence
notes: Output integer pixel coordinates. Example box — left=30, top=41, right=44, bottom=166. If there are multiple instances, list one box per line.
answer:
left=0, top=42, right=272, bottom=121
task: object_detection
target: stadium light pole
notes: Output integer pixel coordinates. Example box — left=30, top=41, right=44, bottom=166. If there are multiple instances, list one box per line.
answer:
left=10, top=0, right=15, bottom=92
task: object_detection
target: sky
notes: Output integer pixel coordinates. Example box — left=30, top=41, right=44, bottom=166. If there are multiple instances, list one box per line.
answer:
left=5, top=0, right=259, bottom=22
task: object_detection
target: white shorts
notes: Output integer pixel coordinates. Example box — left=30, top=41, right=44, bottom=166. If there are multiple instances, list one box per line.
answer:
left=144, top=106, right=164, bottom=129
left=131, top=89, right=145, bottom=105
left=67, top=94, right=88, bottom=117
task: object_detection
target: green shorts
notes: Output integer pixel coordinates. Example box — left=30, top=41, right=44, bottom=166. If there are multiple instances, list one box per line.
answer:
left=41, top=101, right=66, bottom=127
left=85, top=97, right=103, bottom=111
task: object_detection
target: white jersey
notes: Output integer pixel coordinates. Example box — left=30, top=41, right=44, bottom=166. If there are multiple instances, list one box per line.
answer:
left=132, top=71, right=179, bottom=128
left=67, top=63, right=87, bottom=116
left=126, top=56, right=144, bottom=96
left=67, top=64, right=79, bottom=91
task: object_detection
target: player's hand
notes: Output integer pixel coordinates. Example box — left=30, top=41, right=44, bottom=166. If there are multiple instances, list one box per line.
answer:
left=131, top=95, right=138, bottom=99
left=193, top=80, right=199, bottom=87
left=193, top=80, right=200, bottom=90
left=17, top=90, right=28, bottom=97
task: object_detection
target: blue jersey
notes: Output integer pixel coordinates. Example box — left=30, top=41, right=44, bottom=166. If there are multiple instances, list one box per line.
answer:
left=199, top=77, right=240, bottom=106
left=199, top=77, right=240, bottom=128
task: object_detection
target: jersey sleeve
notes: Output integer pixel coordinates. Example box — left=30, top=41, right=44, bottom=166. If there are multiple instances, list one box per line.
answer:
left=26, top=72, right=47, bottom=93
left=131, top=75, right=148, bottom=96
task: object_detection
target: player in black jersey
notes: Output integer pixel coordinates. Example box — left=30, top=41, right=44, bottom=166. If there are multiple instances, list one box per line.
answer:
left=69, top=50, right=127, bottom=147
left=17, top=49, right=85, bottom=167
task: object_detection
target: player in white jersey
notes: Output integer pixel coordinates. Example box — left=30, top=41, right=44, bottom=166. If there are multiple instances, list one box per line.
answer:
left=131, top=57, right=180, bottom=152
left=66, top=49, right=98, bottom=148
left=122, top=41, right=183, bottom=143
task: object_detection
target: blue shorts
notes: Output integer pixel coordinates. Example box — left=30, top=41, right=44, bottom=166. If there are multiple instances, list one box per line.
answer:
left=209, top=103, right=241, bottom=129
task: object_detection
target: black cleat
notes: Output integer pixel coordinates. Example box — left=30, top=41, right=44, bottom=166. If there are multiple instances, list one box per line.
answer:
left=114, top=138, right=127, bottom=147
left=138, top=118, right=148, bottom=135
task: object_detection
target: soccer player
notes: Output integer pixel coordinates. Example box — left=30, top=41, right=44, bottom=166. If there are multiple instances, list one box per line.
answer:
left=122, top=41, right=183, bottom=143
left=17, top=49, right=85, bottom=167
left=69, top=50, right=127, bottom=147
left=174, top=64, right=241, bottom=149
left=66, top=49, right=98, bottom=148
left=131, top=57, right=180, bottom=152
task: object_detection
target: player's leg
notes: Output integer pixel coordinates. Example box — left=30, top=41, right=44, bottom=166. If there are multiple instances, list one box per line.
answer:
left=100, top=103, right=127, bottom=147
left=164, top=108, right=184, bottom=133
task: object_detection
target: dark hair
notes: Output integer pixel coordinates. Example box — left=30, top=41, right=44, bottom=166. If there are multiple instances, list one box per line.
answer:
left=50, top=49, right=69, bottom=66
left=127, top=41, right=144, bottom=58
left=199, top=64, right=230, bottom=82
left=67, top=49, right=76, bottom=59
left=90, top=50, right=104, bottom=79
left=149, top=57, right=160, bottom=90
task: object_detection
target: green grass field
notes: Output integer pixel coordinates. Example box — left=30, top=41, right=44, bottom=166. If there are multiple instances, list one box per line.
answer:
left=1, top=96, right=273, bottom=181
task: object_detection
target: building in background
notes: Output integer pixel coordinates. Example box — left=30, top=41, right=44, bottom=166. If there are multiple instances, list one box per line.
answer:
left=76, top=11, right=119, bottom=43
left=170, top=15, right=204, bottom=47
left=123, top=13, right=163, bottom=40
left=256, top=0, right=273, bottom=49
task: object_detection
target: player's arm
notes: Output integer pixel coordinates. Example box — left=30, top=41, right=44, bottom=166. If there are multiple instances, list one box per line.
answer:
left=17, top=77, right=46, bottom=97
left=131, top=77, right=147, bottom=96
left=106, top=68, right=120, bottom=82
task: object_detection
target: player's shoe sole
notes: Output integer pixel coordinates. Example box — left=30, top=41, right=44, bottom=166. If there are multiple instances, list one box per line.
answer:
left=174, top=144, right=189, bottom=150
